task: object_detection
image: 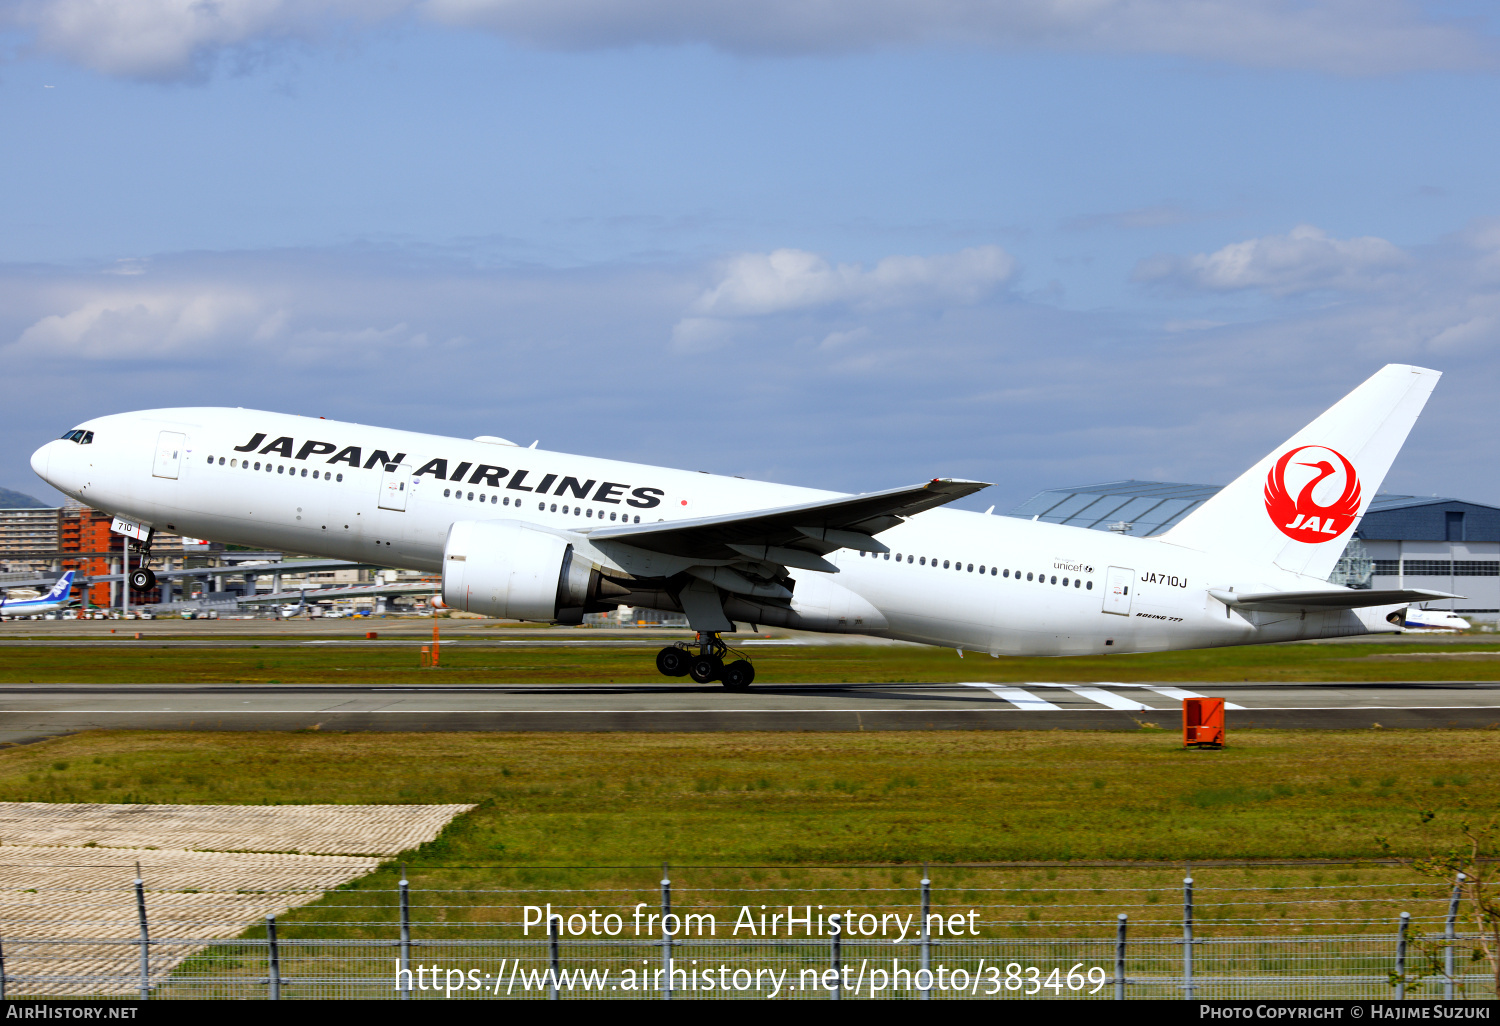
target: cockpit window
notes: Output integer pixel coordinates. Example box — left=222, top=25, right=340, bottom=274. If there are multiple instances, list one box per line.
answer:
left=59, top=429, right=93, bottom=444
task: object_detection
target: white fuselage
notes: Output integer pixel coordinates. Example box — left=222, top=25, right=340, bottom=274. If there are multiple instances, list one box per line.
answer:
left=30, top=408, right=1395, bottom=656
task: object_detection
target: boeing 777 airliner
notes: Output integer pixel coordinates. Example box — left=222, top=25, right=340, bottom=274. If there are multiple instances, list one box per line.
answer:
left=29, top=364, right=1455, bottom=688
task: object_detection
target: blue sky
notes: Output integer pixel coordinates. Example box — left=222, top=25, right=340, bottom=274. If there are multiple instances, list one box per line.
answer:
left=3, top=1, right=1499, bottom=513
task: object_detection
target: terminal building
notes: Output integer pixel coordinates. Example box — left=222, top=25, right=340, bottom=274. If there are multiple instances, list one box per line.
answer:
left=1007, top=481, right=1500, bottom=622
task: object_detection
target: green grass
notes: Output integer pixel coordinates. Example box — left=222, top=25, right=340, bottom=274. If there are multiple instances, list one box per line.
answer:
left=1, top=639, right=1498, bottom=683
left=5, top=729, right=1490, bottom=942
left=3, top=728, right=1495, bottom=863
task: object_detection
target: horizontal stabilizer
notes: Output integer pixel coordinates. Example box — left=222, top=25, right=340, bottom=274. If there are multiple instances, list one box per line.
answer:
left=1209, top=587, right=1461, bottom=611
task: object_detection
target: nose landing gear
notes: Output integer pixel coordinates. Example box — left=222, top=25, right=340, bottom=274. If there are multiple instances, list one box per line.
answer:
left=655, top=632, right=755, bottom=690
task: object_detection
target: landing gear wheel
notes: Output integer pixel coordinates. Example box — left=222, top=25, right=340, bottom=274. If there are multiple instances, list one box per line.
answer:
left=129, top=568, right=156, bottom=591
left=655, top=646, right=691, bottom=677
left=721, top=659, right=755, bottom=690
left=688, top=654, right=723, bottom=684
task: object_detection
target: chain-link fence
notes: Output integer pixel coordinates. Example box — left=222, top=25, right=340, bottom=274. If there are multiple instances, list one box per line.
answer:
left=2, top=866, right=1494, bottom=1000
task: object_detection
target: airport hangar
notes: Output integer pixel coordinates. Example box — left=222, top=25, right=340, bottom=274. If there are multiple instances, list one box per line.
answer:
left=1006, top=481, right=1500, bottom=624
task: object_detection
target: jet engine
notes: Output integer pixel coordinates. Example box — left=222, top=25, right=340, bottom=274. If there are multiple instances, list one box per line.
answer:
left=442, top=520, right=611, bottom=624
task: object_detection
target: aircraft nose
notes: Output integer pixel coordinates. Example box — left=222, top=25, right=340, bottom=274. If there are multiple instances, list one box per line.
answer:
left=30, top=441, right=51, bottom=484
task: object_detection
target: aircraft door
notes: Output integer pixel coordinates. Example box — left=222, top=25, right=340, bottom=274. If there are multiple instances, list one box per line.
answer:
left=153, top=431, right=186, bottom=479
left=1102, top=566, right=1134, bottom=616
left=378, top=463, right=411, bottom=511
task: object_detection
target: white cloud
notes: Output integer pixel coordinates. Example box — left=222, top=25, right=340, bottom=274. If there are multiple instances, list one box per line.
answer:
left=1132, top=225, right=1411, bottom=295
left=3, top=0, right=1491, bottom=80
left=689, top=245, right=1015, bottom=317
left=424, top=0, right=1496, bottom=74
left=5, top=0, right=403, bottom=81
left=672, top=245, right=1014, bottom=352
left=14, top=288, right=283, bottom=357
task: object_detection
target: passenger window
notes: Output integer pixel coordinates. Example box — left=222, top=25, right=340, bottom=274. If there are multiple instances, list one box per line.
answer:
left=610, top=512, right=617, bottom=521
left=231, top=459, right=237, bottom=468
left=634, top=516, right=640, bottom=523
left=468, top=492, right=474, bottom=500
left=206, top=455, right=214, bottom=463
left=1086, top=580, right=1093, bottom=590
left=1050, top=575, right=1057, bottom=584
left=942, top=560, right=949, bottom=569
left=301, top=468, right=307, bottom=477
left=978, top=565, right=984, bottom=573
left=919, top=557, right=926, bottom=566
left=967, top=564, right=973, bottom=572
left=907, top=555, right=913, bottom=563
left=311, top=470, right=317, bottom=479
left=504, top=496, right=510, bottom=505
left=278, top=466, right=284, bottom=474
left=1003, top=569, right=1009, bottom=577
left=254, top=462, right=261, bottom=470
left=549, top=503, right=557, bottom=512
left=1026, top=572, right=1033, bottom=581
left=1075, top=579, right=1081, bottom=588
left=991, top=567, right=997, bottom=576
left=218, top=457, right=226, bottom=465
left=336, top=474, right=343, bottom=482
left=444, top=489, right=451, bottom=497
left=1062, top=577, right=1069, bottom=586
left=586, top=508, right=593, bottom=517
left=562, top=505, right=570, bottom=514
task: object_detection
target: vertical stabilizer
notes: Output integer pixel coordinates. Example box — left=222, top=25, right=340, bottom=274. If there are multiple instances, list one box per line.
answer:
left=1161, top=365, right=1440, bottom=580
left=45, top=570, right=75, bottom=601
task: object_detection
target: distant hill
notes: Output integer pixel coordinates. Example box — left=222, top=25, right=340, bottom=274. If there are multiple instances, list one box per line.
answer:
left=0, top=487, right=48, bottom=509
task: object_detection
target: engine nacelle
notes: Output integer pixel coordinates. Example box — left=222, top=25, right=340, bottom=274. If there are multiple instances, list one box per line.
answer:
left=442, top=520, right=596, bottom=623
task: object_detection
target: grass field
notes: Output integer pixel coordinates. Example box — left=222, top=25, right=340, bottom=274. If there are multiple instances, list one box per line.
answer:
left=5, top=728, right=1492, bottom=938
left=2, top=728, right=1493, bottom=862
left=1, top=638, right=1498, bottom=683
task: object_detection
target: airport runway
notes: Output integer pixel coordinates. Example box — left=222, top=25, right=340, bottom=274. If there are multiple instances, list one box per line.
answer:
left=3, top=680, right=1499, bottom=743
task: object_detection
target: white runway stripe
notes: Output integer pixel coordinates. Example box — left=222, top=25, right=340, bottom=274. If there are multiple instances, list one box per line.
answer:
left=963, top=684, right=1062, bottom=710
left=1134, top=684, right=1246, bottom=710
left=1053, top=684, right=1157, bottom=712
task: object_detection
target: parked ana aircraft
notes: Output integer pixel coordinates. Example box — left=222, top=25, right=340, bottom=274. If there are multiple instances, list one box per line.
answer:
left=0, top=571, right=76, bottom=617
left=30, top=364, right=1457, bottom=688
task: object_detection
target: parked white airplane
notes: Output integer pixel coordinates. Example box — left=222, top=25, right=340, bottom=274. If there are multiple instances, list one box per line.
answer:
left=0, top=570, right=76, bottom=617
left=29, top=364, right=1457, bottom=688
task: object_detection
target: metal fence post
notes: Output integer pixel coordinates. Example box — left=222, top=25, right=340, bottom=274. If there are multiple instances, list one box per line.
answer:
left=1445, top=873, right=1464, bottom=1000
left=661, top=864, right=672, bottom=1001
left=1183, top=876, right=1194, bottom=1001
left=830, top=913, right=842, bottom=1000
left=266, top=915, right=281, bottom=1000
left=549, top=914, right=560, bottom=1001
left=1396, top=912, right=1410, bottom=1000
left=1116, top=913, right=1127, bottom=1000
left=399, top=867, right=412, bottom=1001
left=134, top=867, right=150, bottom=1000
left=920, top=870, right=932, bottom=1001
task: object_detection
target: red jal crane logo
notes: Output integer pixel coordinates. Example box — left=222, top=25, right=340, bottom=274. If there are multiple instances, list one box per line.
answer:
left=1264, top=445, right=1362, bottom=542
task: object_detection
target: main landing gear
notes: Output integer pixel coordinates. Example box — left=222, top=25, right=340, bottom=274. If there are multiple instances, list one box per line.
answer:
left=129, top=568, right=157, bottom=591
left=656, top=633, right=755, bottom=690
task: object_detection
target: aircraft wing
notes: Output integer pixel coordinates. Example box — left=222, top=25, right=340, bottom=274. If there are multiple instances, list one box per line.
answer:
left=237, top=583, right=438, bottom=604
left=580, top=478, right=990, bottom=568
left=1209, top=587, right=1462, bottom=611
